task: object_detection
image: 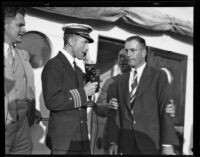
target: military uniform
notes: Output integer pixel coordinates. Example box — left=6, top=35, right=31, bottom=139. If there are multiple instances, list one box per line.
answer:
left=41, top=23, right=94, bottom=154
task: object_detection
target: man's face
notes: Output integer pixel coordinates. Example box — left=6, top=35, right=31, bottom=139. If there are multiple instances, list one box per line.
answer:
left=71, top=35, right=89, bottom=60
left=118, top=51, right=130, bottom=73
left=125, top=40, right=146, bottom=68
left=4, top=13, right=26, bottom=44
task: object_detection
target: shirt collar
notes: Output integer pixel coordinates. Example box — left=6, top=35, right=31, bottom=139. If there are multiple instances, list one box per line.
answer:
left=61, top=48, right=75, bottom=69
left=4, top=42, right=15, bottom=58
left=130, top=62, right=146, bottom=82
left=4, top=42, right=9, bottom=58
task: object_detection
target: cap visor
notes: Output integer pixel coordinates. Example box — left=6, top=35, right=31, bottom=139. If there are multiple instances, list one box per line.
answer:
left=78, top=34, right=94, bottom=43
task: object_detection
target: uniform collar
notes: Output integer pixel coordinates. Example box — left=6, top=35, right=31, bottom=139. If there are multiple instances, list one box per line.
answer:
left=61, top=48, right=75, bottom=69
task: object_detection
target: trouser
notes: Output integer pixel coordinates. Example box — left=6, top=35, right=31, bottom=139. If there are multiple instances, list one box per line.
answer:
left=5, top=117, right=33, bottom=154
left=51, top=140, right=91, bottom=155
left=103, top=141, right=141, bottom=155
left=119, top=131, right=159, bottom=155
left=103, top=149, right=109, bottom=155
left=51, top=149, right=91, bottom=155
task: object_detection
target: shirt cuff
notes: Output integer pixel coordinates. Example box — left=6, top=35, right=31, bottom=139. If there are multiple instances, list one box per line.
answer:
left=110, top=142, right=117, bottom=145
left=162, top=144, right=172, bottom=147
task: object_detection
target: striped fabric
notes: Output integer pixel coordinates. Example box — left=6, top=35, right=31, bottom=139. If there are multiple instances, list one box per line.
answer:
left=7, top=45, right=14, bottom=65
left=70, top=89, right=82, bottom=108
left=130, top=70, right=138, bottom=105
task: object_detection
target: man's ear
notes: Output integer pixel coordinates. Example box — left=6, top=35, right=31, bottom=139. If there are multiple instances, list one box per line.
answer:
left=4, top=19, right=8, bottom=30
left=142, top=49, right=147, bottom=58
left=68, top=37, right=73, bottom=47
left=4, top=17, right=12, bottom=30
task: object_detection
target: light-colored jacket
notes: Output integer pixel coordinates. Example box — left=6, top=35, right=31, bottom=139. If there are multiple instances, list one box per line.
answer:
left=4, top=48, right=35, bottom=125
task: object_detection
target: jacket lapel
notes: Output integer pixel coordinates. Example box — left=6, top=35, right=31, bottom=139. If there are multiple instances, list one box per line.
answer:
left=120, top=72, right=132, bottom=111
left=4, top=55, right=15, bottom=81
left=75, top=66, right=83, bottom=87
left=57, top=51, right=73, bottom=69
left=15, top=49, right=36, bottom=98
left=4, top=56, right=12, bottom=69
left=16, top=50, right=27, bottom=72
left=57, top=51, right=78, bottom=84
left=15, top=49, right=31, bottom=82
left=136, top=65, right=152, bottom=98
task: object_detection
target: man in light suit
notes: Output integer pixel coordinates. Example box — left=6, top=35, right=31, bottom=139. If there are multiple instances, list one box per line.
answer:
left=107, top=36, right=179, bottom=155
left=4, top=7, right=41, bottom=154
left=41, top=23, right=98, bottom=154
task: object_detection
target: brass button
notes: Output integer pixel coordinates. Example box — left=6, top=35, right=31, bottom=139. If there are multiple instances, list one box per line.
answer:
left=133, top=120, right=136, bottom=125
left=131, top=110, right=134, bottom=114
left=80, top=120, right=83, bottom=124
left=69, top=97, right=72, bottom=100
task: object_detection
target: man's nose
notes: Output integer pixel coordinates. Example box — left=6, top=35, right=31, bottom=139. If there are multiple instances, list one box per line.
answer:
left=21, top=27, right=26, bottom=34
left=127, top=51, right=131, bottom=57
left=85, top=43, right=89, bottom=50
left=84, top=44, right=89, bottom=52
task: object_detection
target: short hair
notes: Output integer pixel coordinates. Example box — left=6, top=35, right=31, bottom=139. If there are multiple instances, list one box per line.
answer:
left=126, top=36, right=148, bottom=61
left=4, top=7, right=26, bottom=18
left=125, top=36, right=146, bottom=49
left=117, top=48, right=126, bottom=63
left=63, top=33, right=77, bottom=46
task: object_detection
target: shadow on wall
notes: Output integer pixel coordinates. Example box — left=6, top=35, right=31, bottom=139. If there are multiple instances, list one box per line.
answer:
left=31, top=120, right=50, bottom=154
left=39, top=91, right=50, bottom=119
left=31, top=92, right=50, bottom=154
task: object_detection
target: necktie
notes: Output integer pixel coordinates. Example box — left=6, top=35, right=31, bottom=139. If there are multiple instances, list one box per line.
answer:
left=73, top=60, right=79, bottom=87
left=130, top=70, right=138, bottom=106
left=73, top=60, right=77, bottom=70
left=7, top=45, right=14, bottom=65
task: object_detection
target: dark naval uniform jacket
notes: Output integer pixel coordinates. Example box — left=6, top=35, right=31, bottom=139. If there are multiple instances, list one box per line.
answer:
left=42, top=51, right=90, bottom=152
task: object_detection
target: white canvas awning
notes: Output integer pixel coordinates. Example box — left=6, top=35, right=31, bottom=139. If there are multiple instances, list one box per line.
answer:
left=33, top=7, right=193, bottom=37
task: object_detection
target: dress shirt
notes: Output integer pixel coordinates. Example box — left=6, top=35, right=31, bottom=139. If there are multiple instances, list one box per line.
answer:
left=61, top=48, right=75, bottom=69
left=129, top=62, right=146, bottom=92
left=4, top=42, right=15, bottom=59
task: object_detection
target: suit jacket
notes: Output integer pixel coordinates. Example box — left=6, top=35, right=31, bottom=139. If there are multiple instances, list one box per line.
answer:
left=4, top=48, right=35, bottom=124
left=94, top=76, right=117, bottom=117
left=41, top=51, right=90, bottom=152
left=107, top=64, right=179, bottom=154
left=93, top=74, right=121, bottom=150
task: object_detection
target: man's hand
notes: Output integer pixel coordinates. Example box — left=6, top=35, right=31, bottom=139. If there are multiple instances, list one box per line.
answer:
left=107, top=98, right=119, bottom=117
left=108, top=143, right=118, bottom=155
left=108, top=98, right=119, bottom=110
left=161, top=145, right=176, bottom=155
left=5, top=119, right=13, bottom=127
left=34, top=109, right=42, bottom=124
left=84, top=81, right=98, bottom=97
left=165, top=99, right=175, bottom=117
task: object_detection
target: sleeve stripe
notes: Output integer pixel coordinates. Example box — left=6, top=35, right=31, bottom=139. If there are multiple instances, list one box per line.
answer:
left=72, top=89, right=80, bottom=108
left=70, top=90, right=76, bottom=108
left=74, top=89, right=82, bottom=107
left=70, top=90, right=77, bottom=108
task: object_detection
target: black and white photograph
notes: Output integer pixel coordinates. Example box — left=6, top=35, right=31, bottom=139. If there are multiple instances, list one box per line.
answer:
left=3, top=1, right=198, bottom=155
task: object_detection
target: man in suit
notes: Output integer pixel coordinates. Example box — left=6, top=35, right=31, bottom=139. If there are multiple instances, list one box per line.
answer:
left=107, top=36, right=179, bottom=155
left=93, top=48, right=176, bottom=154
left=41, top=23, right=98, bottom=154
left=94, top=48, right=131, bottom=118
left=4, top=7, right=41, bottom=154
